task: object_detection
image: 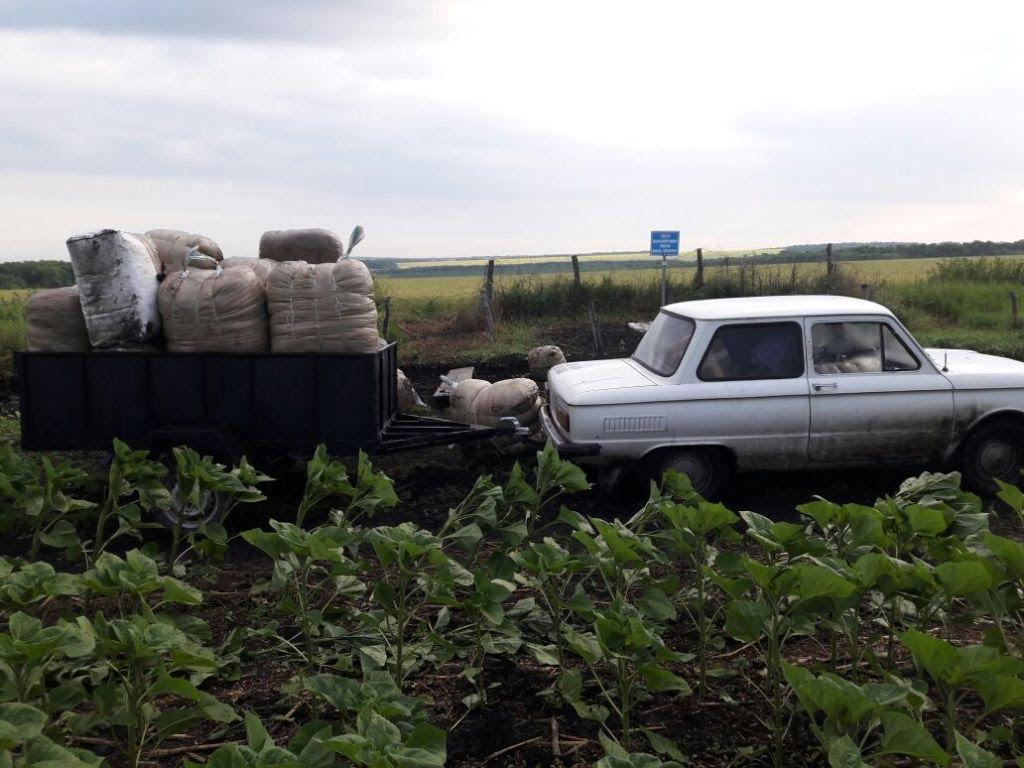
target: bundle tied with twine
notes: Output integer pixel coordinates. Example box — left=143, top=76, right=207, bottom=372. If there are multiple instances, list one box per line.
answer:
left=266, top=259, right=378, bottom=354
left=158, top=250, right=268, bottom=353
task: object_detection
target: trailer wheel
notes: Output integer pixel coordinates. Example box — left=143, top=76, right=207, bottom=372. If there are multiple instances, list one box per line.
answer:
left=655, top=447, right=731, bottom=500
left=157, top=479, right=226, bottom=531
left=960, top=421, right=1024, bottom=494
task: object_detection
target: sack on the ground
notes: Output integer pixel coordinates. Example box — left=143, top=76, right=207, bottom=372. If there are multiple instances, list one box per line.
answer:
left=159, top=266, right=268, bottom=353
left=450, top=378, right=490, bottom=423
left=528, top=345, right=566, bottom=379
left=472, top=378, right=540, bottom=428
left=222, top=257, right=276, bottom=285
left=259, top=228, right=345, bottom=263
left=267, top=259, right=378, bottom=353
left=396, top=369, right=425, bottom=411
left=25, top=286, right=91, bottom=352
left=451, top=377, right=540, bottom=429
left=147, top=229, right=223, bottom=273
left=67, top=229, right=161, bottom=347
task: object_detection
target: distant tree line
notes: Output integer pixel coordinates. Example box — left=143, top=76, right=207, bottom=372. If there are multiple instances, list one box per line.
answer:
left=779, top=240, right=1024, bottom=259
left=0, top=261, right=75, bottom=290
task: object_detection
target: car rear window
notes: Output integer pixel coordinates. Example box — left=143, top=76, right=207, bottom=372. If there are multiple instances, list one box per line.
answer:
left=697, top=322, right=804, bottom=381
left=632, top=312, right=695, bottom=376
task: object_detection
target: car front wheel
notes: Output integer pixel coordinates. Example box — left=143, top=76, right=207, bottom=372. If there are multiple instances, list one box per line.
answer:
left=656, top=448, right=731, bottom=500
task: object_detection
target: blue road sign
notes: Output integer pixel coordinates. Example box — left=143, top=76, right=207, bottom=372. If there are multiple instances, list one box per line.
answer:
left=650, top=230, right=680, bottom=257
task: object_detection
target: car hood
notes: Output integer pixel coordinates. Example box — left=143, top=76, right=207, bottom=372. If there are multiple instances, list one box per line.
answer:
left=926, top=348, right=1024, bottom=389
left=548, top=358, right=656, bottom=405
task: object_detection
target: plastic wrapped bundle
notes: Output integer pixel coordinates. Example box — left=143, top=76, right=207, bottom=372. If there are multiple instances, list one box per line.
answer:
left=396, top=369, right=425, bottom=411
left=66, top=229, right=161, bottom=347
left=158, top=266, right=268, bottom=353
left=259, top=228, right=345, bottom=264
left=147, top=229, right=223, bottom=273
left=25, top=286, right=91, bottom=352
left=222, top=257, right=276, bottom=285
left=267, top=259, right=378, bottom=353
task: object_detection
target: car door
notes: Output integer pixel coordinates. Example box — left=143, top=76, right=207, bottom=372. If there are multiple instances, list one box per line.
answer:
left=804, top=315, right=954, bottom=463
left=678, top=320, right=811, bottom=469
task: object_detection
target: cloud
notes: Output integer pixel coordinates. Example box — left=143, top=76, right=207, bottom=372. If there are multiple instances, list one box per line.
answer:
left=0, top=1, right=1021, bottom=260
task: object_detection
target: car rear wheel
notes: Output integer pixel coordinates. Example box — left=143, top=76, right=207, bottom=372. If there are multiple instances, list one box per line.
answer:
left=655, top=448, right=731, bottom=500
left=960, top=421, right=1024, bottom=494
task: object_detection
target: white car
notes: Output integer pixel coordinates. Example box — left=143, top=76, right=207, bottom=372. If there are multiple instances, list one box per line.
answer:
left=540, top=295, right=1024, bottom=497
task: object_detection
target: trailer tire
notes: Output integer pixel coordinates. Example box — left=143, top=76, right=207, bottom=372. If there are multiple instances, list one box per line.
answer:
left=960, top=421, right=1024, bottom=495
left=654, top=447, right=731, bottom=500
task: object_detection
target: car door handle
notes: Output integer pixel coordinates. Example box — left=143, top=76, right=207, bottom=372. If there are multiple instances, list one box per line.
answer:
left=813, top=382, right=838, bottom=391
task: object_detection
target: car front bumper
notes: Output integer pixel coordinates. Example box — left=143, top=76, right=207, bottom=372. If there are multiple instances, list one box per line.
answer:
left=538, top=405, right=602, bottom=457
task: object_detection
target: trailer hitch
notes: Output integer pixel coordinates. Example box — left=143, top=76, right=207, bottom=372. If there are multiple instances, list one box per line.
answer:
left=496, top=416, right=532, bottom=436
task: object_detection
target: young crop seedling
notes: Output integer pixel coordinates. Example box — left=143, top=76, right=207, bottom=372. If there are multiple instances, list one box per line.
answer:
left=166, top=447, right=271, bottom=568
left=0, top=701, right=102, bottom=767
left=185, top=711, right=335, bottom=768
left=242, top=521, right=364, bottom=673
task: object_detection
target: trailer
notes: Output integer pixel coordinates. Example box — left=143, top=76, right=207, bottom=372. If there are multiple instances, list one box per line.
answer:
left=15, top=343, right=512, bottom=461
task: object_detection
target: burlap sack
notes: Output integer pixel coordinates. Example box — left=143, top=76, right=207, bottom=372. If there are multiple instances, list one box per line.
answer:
left=472, top=378, right=540, bottom=428
left=67, top=229, right=161, bottom=347
left=259, top=228, right=345, bottom=263
left=267, top=259, right=378, bottom=353
left=158, top=267, right=268, bottom=353
left=450, top=379, right=490, bottom=423
left=222, top=257, right=277, bottom=285
left=129, top=232, right=163, bottom=273
left=25, top=286, right=91, bottom=352
left=528, top=345, right=566, bottom=379
left=147, top=229, right=223, bottom=273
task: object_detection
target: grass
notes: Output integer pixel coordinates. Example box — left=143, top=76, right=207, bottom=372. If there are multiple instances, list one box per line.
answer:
left=390, top=247, right=784, bottom=270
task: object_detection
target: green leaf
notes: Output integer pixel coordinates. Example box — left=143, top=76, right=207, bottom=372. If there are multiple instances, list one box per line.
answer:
left=0, top=703, right=46, bottom=750
left=900, top=630, right=960, bottom=683
left=934, top=561, right=993, bottom=596
left=877, top=711, right=949, bottom=765
left=724, top=599, right=770, bottom=642
left=828, top=736, right=869, bottom=768
left=955, top=732, right=1002, bottom=768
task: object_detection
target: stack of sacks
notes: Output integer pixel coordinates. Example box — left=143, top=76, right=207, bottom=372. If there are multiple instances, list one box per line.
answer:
left=147, top=229, right=223, bottom=274
left=158, top=263, right=268, bottom=353
left=25, top=286, right=90, bottom=352
left=222, top=257, right=276, bottom=285
left=450, top=377, right=540, bottom=431
left=66, top=230, right=162, bottom=347
left=266, top=260, right=378, bottom=353
left=260, top=228, right=345, bottom=263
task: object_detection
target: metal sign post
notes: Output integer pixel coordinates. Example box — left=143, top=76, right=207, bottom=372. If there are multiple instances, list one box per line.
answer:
left=650, top=231, right=680, bottom=306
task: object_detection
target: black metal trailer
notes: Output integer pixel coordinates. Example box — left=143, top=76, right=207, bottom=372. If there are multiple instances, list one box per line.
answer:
left=15, top=343, right=506, bottom=461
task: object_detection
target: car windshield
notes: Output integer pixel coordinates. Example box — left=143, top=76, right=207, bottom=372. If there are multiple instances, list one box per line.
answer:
left=632, top=312, right=695, bottom=376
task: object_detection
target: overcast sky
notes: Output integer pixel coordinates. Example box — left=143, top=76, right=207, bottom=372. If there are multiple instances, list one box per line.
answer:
left=0, top=1, right=1021, bottom=261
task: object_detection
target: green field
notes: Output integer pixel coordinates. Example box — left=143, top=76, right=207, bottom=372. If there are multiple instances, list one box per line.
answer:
left=391, top=247, right=784, bottom=270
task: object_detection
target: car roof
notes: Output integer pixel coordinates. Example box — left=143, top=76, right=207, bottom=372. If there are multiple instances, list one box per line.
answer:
left=663, top=295, right=895, bottom=321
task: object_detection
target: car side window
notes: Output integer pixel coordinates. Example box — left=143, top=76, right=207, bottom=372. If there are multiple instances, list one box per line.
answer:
left=812, top=322, right=920, bottom=374
left=697, top=322, right=804, bottom=381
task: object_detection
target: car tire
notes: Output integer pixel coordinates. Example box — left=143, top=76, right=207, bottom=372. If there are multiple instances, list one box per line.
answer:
left=960, top=421, right=1024, bottom=495
left=656, top=448, right=732, bottom=500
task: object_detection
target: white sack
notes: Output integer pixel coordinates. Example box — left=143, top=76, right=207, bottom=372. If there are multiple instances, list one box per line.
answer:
left=450, top=377, right=540, bottom=429
left=66, top=229, right=161, bottom=347
left=396, top=369, right=426, bottom=411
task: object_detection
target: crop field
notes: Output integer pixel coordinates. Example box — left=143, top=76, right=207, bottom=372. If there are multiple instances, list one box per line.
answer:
left=389, top=248, right=784, bottom=270
left=2, top=434, right=1024, bottom=768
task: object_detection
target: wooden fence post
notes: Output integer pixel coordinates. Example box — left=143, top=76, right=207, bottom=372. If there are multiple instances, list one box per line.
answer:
left=587, top=299, right=603, bottom=355
left=382, top=296, right=392, bottom=339
left=860, top=283, right=871, bottom=300
left=484, top=259, right=495, bottom=302
left=694, top=247, right=704, bottom=289
left=1010, top=291, right=1019, bottom=329
left=571, top=254, right=581, bottom=289
left=826, top=243, right=834, bottom=276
